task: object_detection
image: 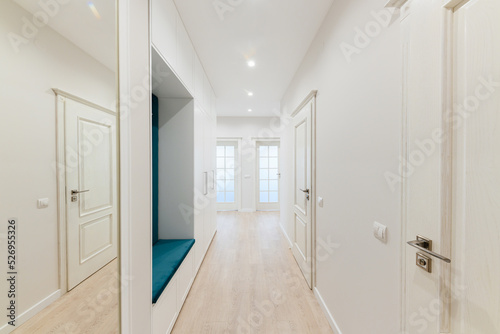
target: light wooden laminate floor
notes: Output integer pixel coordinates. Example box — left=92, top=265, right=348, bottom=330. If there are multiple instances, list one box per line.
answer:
left=14, top=259, right=119, bottom=334
left=172, top=211, right=333, bottom=334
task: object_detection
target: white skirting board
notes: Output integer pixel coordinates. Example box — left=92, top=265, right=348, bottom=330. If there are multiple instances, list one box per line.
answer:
left=314, top=287, right=343, bottom=334
left=279, top=222, right=293, bottom=249
left=238, top=209, right=255, bottom=213
left=195, top=228, right=217, bottom=273
left=0, top=290, right=61, bottom=333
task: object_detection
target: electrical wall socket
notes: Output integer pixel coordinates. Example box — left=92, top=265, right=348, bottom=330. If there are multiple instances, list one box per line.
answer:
left=37, top=198, right=49, bottom=209
left=373, top=221, right=387, bottom=242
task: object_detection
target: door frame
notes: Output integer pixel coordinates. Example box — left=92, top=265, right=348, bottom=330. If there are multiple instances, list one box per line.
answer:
left=290, top=90, right=317, bottom=288
left=254, top=138, right=281, bottom=211
left=396, top=0, right=463, bottom=331
left=54, top=88, right=118, bottom=294
left=216, top=137, right=242, bottom=211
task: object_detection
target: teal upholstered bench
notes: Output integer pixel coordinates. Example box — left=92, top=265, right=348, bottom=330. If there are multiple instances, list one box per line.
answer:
left=152, top=239, right=195, bottom=303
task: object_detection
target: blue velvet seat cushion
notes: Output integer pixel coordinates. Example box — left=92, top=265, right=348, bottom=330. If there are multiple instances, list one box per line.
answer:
left=152, top=239, right=195, bottom=303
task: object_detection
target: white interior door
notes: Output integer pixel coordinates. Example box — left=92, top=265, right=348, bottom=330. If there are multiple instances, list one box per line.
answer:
left=291, top=102, right=312, bottom=288
left=403, top=0, right=500, bottom=332
left=256, top=141, right=280, bottom=211
left=216, top=140, right=239, bottom=211
left=451, top=0, right=500, bottom=332
left=65, top=97, right=118, bottom=290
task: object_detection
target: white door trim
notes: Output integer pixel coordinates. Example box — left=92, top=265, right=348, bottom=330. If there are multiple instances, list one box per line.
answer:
left=53, top=89, right=117, bottom=294
left=291, top=90, right=317, bottom=288
left=399, top=1, right=469, bottom=331
left=291, top=90, right=317, bottom=117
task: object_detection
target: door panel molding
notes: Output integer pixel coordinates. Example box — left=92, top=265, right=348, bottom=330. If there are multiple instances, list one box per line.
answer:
left=79, top=214, right=113, bottom=263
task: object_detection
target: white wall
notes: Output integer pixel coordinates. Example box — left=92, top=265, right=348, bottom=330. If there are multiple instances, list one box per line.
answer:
left=217, top=117, right=281, bottom=212
left=0, top=2, right=115, bottom=330
left=158, top=98, right=195, bottom=239
left=280, top=0, right=402, bottom=333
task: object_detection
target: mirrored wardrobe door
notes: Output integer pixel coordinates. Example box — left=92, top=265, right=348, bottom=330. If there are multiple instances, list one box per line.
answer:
left=0, top=1, right=120, bottom=332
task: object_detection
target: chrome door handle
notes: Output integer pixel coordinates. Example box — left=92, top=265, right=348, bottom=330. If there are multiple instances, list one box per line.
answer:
left=407, top=236, right=451, bottom=263
left=71, top=189, right=90, bottom=195
left=299, top=188, right=310, bottom=194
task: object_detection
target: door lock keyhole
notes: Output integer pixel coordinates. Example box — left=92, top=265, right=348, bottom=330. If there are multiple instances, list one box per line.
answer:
left=416, top=253, right=432, bottom=273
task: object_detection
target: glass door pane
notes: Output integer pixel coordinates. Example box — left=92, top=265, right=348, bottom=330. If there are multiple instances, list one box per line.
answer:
left=216, top=140, right=239, bottom=211
left=256, top=141, right=280, bottom=210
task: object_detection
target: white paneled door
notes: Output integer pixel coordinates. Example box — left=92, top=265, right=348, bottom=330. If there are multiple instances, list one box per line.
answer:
left=403, top=0, right=500, bottom=332
left=256, top=141, right=280, bottom=211
left=292, top=102, right=313, bottom=288
left=64, top=97, right=118, bottom=290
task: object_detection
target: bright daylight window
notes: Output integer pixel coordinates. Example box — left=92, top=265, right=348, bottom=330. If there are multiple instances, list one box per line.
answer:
left=259, top=145, right=279, bottom=203
left=216, top=145, right=235, bottom=203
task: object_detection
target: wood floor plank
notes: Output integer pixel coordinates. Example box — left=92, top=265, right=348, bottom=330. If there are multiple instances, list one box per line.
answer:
left=14, top=259, right=119, bottom=334
left=172, top=212, right=333, bottom=334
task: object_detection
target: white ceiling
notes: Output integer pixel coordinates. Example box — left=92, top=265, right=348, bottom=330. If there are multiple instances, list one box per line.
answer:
left=13, top=0, right=333, bottom=116
left=14, top=0, right=116, bottom=71
left=174, top=0, right=334, bottom=117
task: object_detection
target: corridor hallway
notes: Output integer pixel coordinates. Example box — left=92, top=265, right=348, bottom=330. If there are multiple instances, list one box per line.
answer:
left=172, top=212, right=332, bottom=333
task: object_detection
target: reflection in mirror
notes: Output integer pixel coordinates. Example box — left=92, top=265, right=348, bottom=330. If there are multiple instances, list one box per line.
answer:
left=1, top=0, right=119, bottom=332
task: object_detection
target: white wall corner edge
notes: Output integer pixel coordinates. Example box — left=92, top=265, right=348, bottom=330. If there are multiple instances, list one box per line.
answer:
left=314, top=287, right=343, bottom=334
left=0, top=290, right=61, bottom=334
left=279, top=222, right=293, bottom=249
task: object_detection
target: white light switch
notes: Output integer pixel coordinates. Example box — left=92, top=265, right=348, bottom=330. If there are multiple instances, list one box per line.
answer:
left=318, top=197, right=324, bottom=207
left=37, top=198, right=49, bottom=209
left=373, top=221, right=387, bottom=242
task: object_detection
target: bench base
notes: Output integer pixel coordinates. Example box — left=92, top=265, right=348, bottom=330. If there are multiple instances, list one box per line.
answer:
left=152, top=247, right=194, bottom=334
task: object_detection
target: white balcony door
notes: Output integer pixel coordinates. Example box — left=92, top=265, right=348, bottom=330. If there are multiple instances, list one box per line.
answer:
left=216, top=141, right=239, bottom=211
left=256, top=141, right=280, bottom=211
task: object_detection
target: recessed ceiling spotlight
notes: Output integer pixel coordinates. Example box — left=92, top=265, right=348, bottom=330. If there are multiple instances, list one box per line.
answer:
left=248, top=109, right=252, bottom=112
left=248, top=92, right=254, bottom=96
left=247, top=60, right=256, bottom=67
